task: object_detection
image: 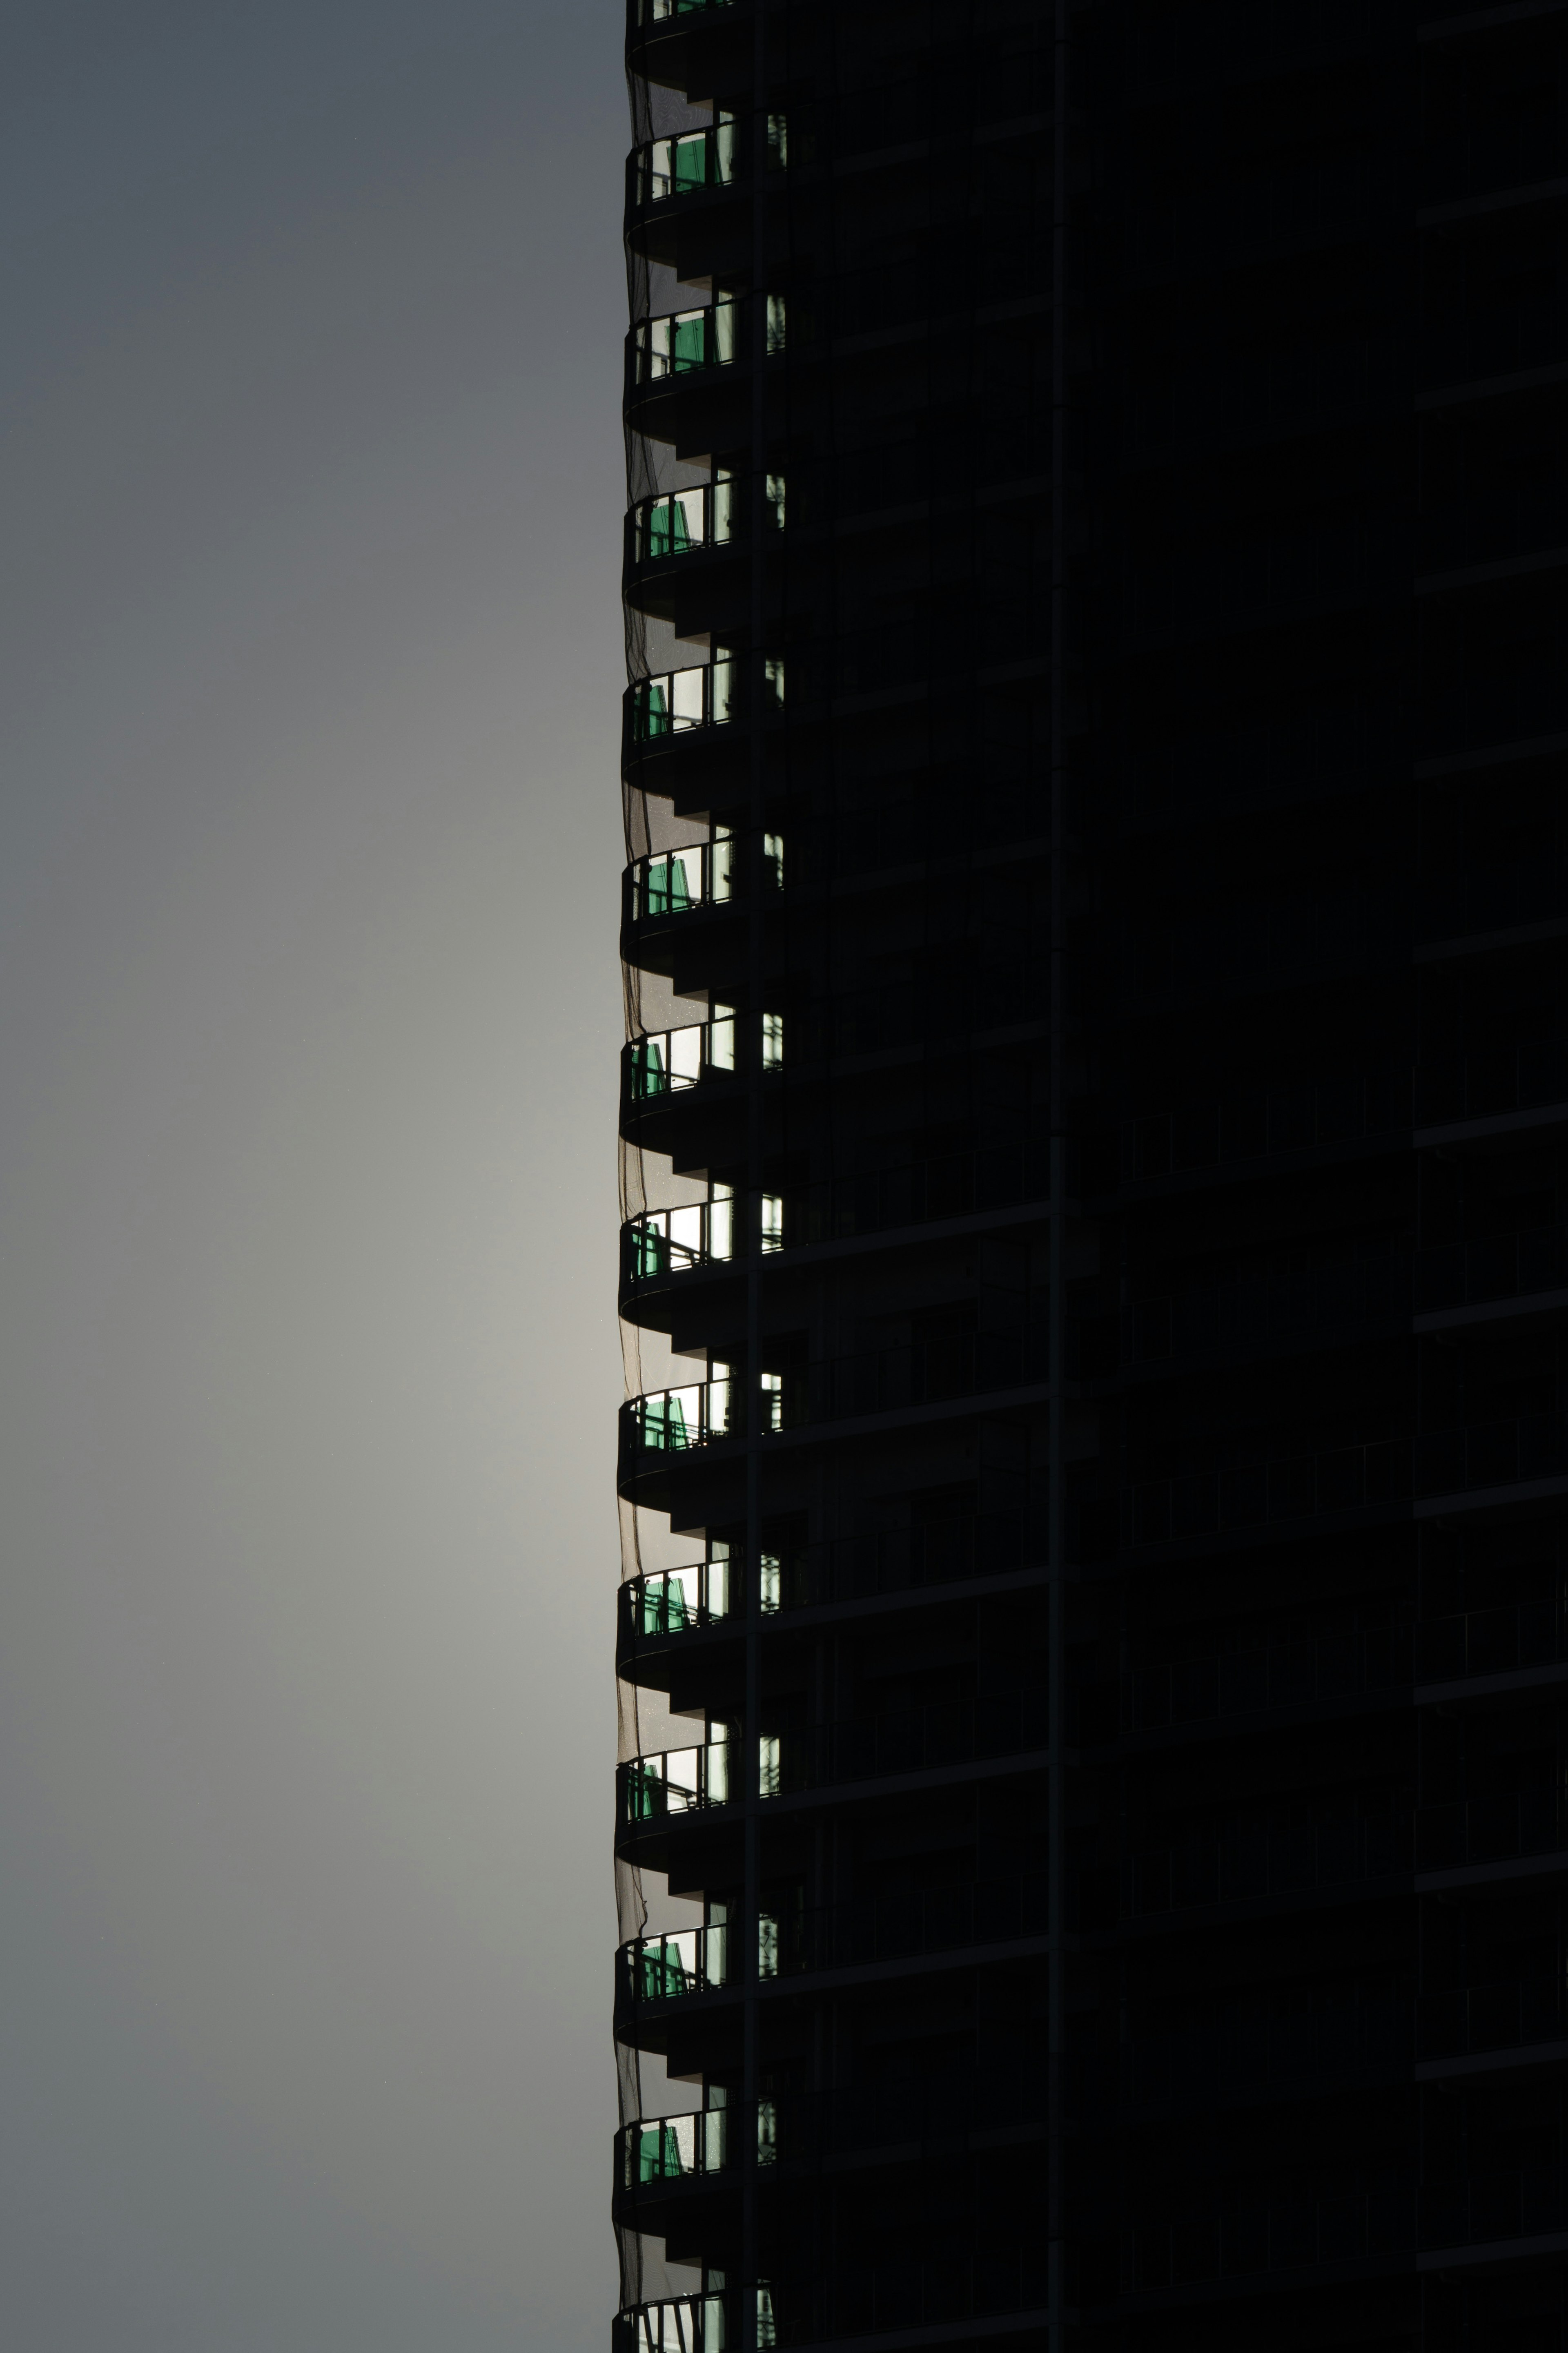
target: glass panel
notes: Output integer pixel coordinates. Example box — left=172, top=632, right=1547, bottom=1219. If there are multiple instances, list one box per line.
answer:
left=759, top=1732, right=782, bottom=1795
left=671, top=311, right=708, bottom=371
left=670, top=667, right=706, bottom=727
left=713, top=475, right=735, bottom=544
left=760, top=1550, right=782, bottom=1613
left=712, top=827, right=735, bottom=899
left=765, top=293, right=787, bottom=353
left=709, top=1186, right=735, bottom=1259
left=669, top=1027, right=703, bottom=1083
left=764, top=472, right=786, bottom=529
left=761, top=1193, right=784, bottom=1252
left=673, top=131, right=709, bottom=194
left=711, top=655, right=737, bottom=722
left=762, top=653, right=785, bottom=708
left=716, top=119, right=737, bottom=181
left=709, top=1010, right=736, bottom=1072
left=762, top=1011, right=784, bottom=1069
left=758, top=1910, right=780, bottom=1978
left=715, top=299, right=739, bottom=364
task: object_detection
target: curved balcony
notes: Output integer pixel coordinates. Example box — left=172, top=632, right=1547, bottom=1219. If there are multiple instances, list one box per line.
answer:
left=627, top=292, right=786, bottom=390
left=622, top=1008, right=784, bottom=1107
left=624, top=654, right=784, bottom=758
left=618, top=1917, right=731, bottom=2009
left=620, top=1141, right=1046, bottom=1304
left=631, top=116, right=735, bottom=210
left=620, top=1731, right=733, bottom=1827
left=617, top=1873, right=1047, bottom=2023
left=620, top=1334, right=1046, bottom=1494
left=632, top=0, right=736, bottom=24
left=621, top=1188, right=785, bottom=1296
left=621, top=1555, right=740, bottom=1643
left=619, top=2103, right=737, bottom=2194
left=619, top=1699, right=1045, bottom=1847
left=619, top=1519, right=1027, bottom=1665
left=613, top=2292, right=742, bottom=2353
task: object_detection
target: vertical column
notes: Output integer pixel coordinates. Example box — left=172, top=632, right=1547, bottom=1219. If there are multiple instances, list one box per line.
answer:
left=1047, top=4, right=1072, bottom=2347
left=741, top=5, right=770, bottom=2345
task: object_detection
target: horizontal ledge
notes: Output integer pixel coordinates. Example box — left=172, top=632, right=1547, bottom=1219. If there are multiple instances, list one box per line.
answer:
left=1416, top=542, right=1568, bottom=596
left=1417, top=360, right=1568, bottom=411
left=1417, top=2038, right=1568, bottom=2083
left=1416, top=916, right=1568, bottom=964
left=1418, top=2226, right=1568, bottom=2274
left=777, top=2311, right=1050, bottom=2353
left=1417, top=176, right=1568, bottom=228
left=1414, top=1472, right=1568, bottom=1519
left=1414, top=1287, right=1568, bottom=1333
left=1414, top=1661, right=1568, bottom=1705
left=1415, top=1847, right=1568, bottom=1894
left=1415, top=1102, right=1568, bottom=1147
left=1414, top=729, right=1568, bottom=779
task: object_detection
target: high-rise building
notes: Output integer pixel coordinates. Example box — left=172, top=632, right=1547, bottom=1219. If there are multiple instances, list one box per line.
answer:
left=612, top=7, right=1568, bottom=2353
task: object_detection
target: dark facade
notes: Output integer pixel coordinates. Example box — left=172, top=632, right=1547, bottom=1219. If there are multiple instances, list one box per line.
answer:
left=612, top=7, right=1568, bottom=2353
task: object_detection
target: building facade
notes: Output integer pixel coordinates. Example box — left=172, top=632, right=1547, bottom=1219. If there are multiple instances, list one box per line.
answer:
left=613, top=5, right=1568, bottom=2352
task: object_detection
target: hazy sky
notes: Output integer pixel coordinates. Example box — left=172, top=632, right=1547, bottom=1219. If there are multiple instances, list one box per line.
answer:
left=1, top=7, right=627, bottom=2346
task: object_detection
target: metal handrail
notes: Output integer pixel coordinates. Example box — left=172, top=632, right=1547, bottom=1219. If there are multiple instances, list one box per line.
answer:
left=619, top=2105, right=732, bottom=2188
left=624, top=1012, right=736, bottom=1099
left=620, top=1557, right=737, bottom=1638
left=619, top=1919, right=731, bottom=2005
left=630, top=293, right=786, bottom=385
left=613, top=2293, right=731, bottom=2353
left=623, top=1009, right=784, bottom=1102
left=628, top=654, right=784, bottom=742
left=633, top=117, right=736, bottom=207
left=625, top=827, right=784, bottom=919
left=619, top=1736, right=733, bottom=1825
left=625, top=1374, right=738, bottom=1455
left=619, top=1140, right=1043, bottom=1281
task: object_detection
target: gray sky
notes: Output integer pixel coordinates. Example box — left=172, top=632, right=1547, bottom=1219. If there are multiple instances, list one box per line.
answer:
left=1, top=7, right=625, bottom=2346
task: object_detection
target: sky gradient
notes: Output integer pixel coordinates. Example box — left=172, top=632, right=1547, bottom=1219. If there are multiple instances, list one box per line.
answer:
left=1, top=8, right=626, bottom=2346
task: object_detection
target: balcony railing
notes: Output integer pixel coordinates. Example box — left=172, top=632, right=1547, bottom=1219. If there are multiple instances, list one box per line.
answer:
left=636, top=0, right=735, bottom=23
left=1415, top=1415, right=1568, bottom=1497
left=620, top=2105, right=733, bottom=2189
left=1419, top=1978, right=1566, bottom=2061
left=620, top=1143, right=1048, bottom=1288
left=620, top=1735, right=732, bottom=1825
left=1416, top=1599, right=1568, bottom=1684
left=1415, top=1790, right=1563, bottom=1874
left=625, top=1374, right=737, bottom=1457
left=618, top=1876, right=1049, bottom=2014
left=631, top=293, right=786, bottom=384
left=613, top=2293, right=733, bottom=2353
left=619, top=1919, right=731, bottom=2007
left=624, top=1010, right=784, bottom=1101
left=635, top=117, right=735, bottom=207
left=621, top=1555, right=740, bottom=1641
left=626, top=827, right=782, bottom=920
left=630, top=658, right=736, bottom=737
left=1422, top=2170, right=1568, bottom=2254
left=628, top=654, right=783, bottom=743
left=1417, top=1044, right=1567, bottom=1128
left=1415, top=1227, right=1568, bottom=1313
left=623, top=1191, right=741, bottom=1282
